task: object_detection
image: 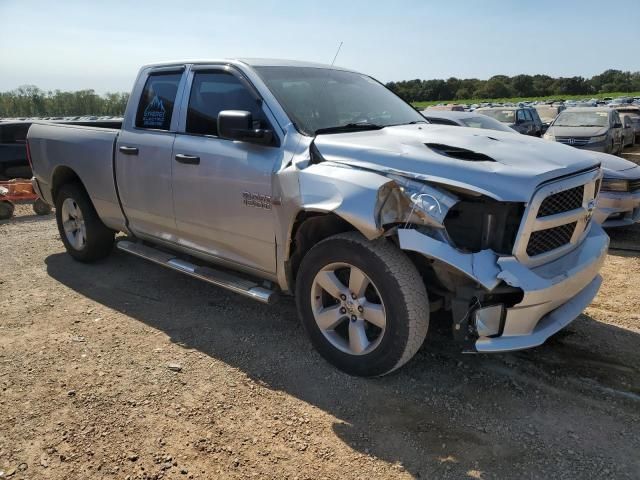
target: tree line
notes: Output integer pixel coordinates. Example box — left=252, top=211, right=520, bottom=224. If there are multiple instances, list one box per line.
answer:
left=1, top=69, right=639, bottom=117
left=0, top=85, right=129, bottom=117
left=386, top=69, right=640, bottom=102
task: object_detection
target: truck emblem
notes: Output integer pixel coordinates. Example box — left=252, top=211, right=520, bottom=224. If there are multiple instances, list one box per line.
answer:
left=242, top=191, right=272, bottom=210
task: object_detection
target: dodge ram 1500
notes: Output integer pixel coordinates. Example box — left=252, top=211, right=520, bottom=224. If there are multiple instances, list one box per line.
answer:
left=28, top=59, right=609, bottom=376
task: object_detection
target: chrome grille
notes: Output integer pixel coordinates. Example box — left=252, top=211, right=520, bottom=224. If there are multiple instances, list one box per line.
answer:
left=556, top=137, right=590, bottom=147
left=629, top=178, right=640, bottom=192
left=526, top=222, right=577, bottom=257
left=537, top=185, right=584, bottom=217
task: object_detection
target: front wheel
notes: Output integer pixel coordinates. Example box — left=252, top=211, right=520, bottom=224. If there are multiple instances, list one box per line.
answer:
left=295, top=232, right=430, bottom=377
left=55, top=183, right=114, bottom=262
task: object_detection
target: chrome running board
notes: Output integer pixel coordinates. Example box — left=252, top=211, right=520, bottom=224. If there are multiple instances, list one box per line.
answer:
left=117, top=240, right=276, bottom=304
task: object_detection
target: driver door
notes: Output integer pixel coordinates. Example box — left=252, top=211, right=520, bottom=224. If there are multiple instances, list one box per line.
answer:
left=170, top=66, right=281, bottom=275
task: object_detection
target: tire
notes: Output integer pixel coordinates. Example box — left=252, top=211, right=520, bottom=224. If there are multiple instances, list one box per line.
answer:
left=55, top=183, right=114, bottom=262
left=0, top=201, right=14, bottom=220
left=33, top=198, right=52, bottom=216
left=295, top=232, right=429, bottom=377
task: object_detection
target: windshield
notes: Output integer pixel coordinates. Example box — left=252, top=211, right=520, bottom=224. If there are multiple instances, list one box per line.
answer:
left=459, top=116, right=514, bottom=132
left=553, top=111, right=609, bottom=127
left=254, top=66, right=426, bottom=135
left=478, top=109, right=516, bottom=123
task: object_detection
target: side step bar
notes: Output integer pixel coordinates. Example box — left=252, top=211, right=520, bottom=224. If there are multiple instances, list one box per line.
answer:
left=116, top=240, right=277, bottom=304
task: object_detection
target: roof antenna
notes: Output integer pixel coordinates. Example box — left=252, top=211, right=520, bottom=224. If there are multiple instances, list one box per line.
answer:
left=331, top=41, right=343, bottom=66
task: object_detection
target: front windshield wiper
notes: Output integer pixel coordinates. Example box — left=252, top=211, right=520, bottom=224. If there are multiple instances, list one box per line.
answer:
left=387, top=120, right=429, bottom=127
left=314, top=123, right=384, bottom=135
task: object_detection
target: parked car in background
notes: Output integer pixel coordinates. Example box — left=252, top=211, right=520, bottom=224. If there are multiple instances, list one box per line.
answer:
left=543, top=107, right=623, bottom=154
left=621, top=115, right=635, bottom=148
left=476, top=107, right=543, bottom=136
left=534, top=105, right=566, bottom=131
left=423, top=104, right=465, bottom=112
left=420, top=110, right=515, bottom=132
left=615, top=107, right=640, bottom=144
left=0, top=121, right=31, bottom=179
left=585, top=151, right=640, bottom=227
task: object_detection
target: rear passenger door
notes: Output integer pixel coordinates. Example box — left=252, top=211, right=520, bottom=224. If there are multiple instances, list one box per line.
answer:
left=170, top=66, right=281, bottom=275
left=115, top=67, right=186, bottom=240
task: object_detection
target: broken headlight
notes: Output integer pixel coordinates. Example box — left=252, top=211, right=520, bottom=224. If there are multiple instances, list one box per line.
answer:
left=377, top=175, right=458, bottom=228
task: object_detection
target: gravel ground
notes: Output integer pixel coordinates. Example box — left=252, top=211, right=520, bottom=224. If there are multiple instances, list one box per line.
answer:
left=1, top=205, right=639, bottom=479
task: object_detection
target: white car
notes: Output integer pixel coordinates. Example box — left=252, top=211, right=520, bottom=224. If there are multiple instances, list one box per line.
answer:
left=586, top=151, right=640, bottom=227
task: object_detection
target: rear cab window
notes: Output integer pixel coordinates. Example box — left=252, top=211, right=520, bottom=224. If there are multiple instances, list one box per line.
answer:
left=135, top=72, right=183, bottom=130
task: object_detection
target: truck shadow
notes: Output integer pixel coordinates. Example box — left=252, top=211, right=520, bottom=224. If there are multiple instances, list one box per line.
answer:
left=606, top=223, right=640, bottom=257
left=44, top=250, right=640, bottom=478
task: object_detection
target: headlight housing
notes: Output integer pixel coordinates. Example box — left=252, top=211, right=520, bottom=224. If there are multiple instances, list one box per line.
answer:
left=600, top=178, right=629, bottom=192
left=377, top=175, right=458, bottom=228
left=588, top=134, right=607, bottom=144
left=543, top=133, right=555, bottom=141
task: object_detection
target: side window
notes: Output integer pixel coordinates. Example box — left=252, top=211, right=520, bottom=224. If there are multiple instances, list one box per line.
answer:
left=516, top=110, right=526, bottom=122
left=186, top=71, right=267, bottom=136
left=135, top=72, right=183, bottom=130
left=523, top=109, right=533, bottom=121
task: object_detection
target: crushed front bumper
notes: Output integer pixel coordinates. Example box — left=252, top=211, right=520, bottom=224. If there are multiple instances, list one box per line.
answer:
left=594, top=190, right=640, bottom=227
left=398, top=224, right=609, bottom=353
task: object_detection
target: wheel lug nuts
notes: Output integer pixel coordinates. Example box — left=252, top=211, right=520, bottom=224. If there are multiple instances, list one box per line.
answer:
left=340, top=307, right=346, bottom=314
left=358, top=305, right=363, bottom=312
left=351, top=293, right=357, bottom=299
left=351, top=315, right=357, bottom=322
left=340, top=294, right=346, bottom=300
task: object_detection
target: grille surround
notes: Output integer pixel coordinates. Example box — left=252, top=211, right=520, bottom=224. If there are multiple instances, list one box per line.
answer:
left=512, top=168, right=601, bottom=266
left=556, top=137, right=590, bottom=147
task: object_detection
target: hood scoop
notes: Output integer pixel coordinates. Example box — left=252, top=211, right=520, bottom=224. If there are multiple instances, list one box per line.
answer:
left=425, top=143, right=495, bottom=162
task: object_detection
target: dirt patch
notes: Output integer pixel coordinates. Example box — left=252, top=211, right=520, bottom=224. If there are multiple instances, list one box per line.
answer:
left=1, top=206, right=639, bottom=479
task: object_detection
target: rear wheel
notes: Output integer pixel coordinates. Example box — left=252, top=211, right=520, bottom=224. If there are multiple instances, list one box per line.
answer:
left=0, top=201, right=14, bottom=220
left=55, top=183, right=114, bottom=262
left=295, top=232, right=429, bottom=377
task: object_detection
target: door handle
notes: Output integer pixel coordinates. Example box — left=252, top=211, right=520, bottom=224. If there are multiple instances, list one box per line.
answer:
left=175, top=153, right=200, bottom=165
left=119, top=146, right=139, bottom=155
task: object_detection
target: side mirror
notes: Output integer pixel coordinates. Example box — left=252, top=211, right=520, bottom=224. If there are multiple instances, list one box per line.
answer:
left=217, top=110, right=274, bottom=146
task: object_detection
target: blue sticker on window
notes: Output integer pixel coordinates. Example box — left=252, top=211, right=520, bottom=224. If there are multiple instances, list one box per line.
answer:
left=143, top=95, right=166, bottom=128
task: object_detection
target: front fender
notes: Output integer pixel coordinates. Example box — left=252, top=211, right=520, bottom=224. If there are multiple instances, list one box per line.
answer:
left=297, top=163, right=393, bottom=239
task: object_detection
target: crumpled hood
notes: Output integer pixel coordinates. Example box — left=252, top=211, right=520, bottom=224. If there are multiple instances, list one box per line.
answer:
left=313, top=124, right=600, bottom=201
left=547, top=126, right=608, bottom=138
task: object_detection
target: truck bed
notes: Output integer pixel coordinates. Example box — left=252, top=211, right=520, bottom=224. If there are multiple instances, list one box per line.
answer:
left=0, top=120, right=122, bottom=179
left=28, top=122, right=126, bottom=231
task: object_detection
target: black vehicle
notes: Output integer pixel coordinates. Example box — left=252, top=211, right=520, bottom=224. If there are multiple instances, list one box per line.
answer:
left=0, top=122, right=31, bottom=179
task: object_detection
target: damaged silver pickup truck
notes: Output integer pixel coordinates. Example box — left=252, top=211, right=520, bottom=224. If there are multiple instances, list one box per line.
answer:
left=28, top=59, right=609, bottom=376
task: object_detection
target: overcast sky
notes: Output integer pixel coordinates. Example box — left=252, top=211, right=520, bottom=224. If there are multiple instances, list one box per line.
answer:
left=1, top=0, right=638, bottom=93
